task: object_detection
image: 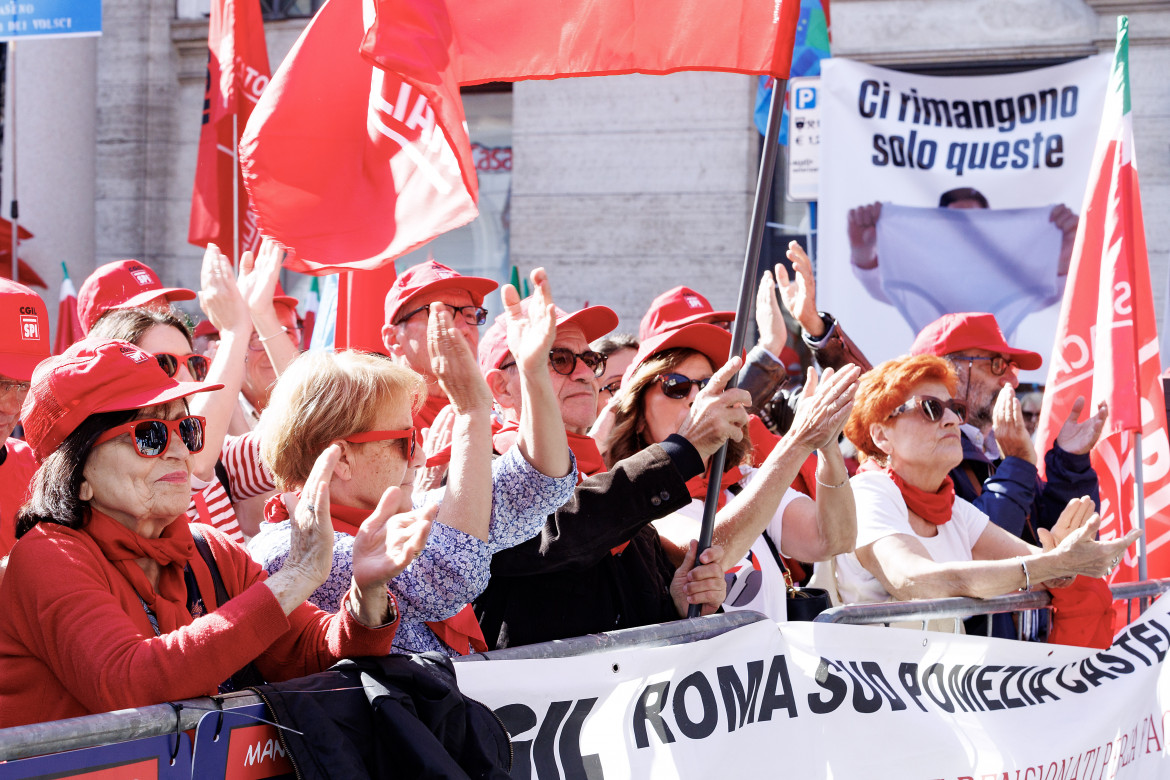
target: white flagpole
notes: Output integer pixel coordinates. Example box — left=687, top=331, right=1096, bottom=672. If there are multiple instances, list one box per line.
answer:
left=233, top=113, right=240, bottom=264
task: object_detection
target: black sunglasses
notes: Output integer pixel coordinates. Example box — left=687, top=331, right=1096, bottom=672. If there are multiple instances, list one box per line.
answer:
left=94, top=416, right=207, bottom=458
left=399, top=302, right=488, bottom=327
left=601, top=379, right=622, bottom=396
left=889, top=396, right=967, bottom=424
left=951, top=355, right=1018, bottom=377
left=656, top=373, right=711, bottom=400
left=154, top=353, right=210, bottom=382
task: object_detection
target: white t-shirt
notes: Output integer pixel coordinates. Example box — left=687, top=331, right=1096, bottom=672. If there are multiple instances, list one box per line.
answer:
left=657, top=468, right=809, bottom=623
left=835, top=471, right=990, bottom=605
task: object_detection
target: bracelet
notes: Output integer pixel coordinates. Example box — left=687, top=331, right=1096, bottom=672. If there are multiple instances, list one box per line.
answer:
left=1017, top=557, right=1031, bottom=592
left=257, top=327, right=287, bottom=343
left=814, top=470, right=849, bottom=489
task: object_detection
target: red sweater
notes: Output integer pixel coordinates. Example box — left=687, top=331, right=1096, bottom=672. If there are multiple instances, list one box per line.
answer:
left=0, top=521, right=398, bottom=727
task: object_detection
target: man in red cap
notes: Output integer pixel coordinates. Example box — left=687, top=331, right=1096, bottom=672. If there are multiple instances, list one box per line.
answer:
left=910, top=312, right=1105, bottom=546
left=76, top=260, right=197, bottom=334
left=0, top=279, right=50, bottom=558
left=381, top=260, right=498, bottom=430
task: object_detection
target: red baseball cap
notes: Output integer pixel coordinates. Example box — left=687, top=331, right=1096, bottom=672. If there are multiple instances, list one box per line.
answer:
left=910, top=312, right=1042, bottom=370
left=0, top=278, right=49, bottom=381
left=273, top=282, right=299, bottom=313
left=192, top=320, right=219, bottom=340
left=478, top=302, right=620, bottom=375
left=77, top=260, right=196, bottom=333
left=21, top=338, right=223, bottom=461
left=638, top=286, right=734, bottom=341
left=625, top=323, right=733, bottom=385
left=384, top=260, right=498, bottom=325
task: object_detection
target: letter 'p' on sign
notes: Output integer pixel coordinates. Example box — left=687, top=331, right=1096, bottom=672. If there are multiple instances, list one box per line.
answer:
left=795, top=87, right=817, bottom=110
left=20, top=315, right=38, bottom=340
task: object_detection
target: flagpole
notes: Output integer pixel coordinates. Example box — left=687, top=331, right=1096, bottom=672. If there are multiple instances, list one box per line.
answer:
left=1135, top=433, right=1148, bottom=609
left=9, top=40, right=17, bottom=285
left=688, top=74, right=787, bottom=618
left=233, top=113, right=240, bottom=264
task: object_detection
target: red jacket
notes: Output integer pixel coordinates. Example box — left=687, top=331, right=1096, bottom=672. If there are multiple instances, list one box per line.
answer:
left=0, top=521, right=397, bottom=727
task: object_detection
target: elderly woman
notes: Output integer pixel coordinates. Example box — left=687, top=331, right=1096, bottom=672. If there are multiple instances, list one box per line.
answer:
left=603, top=322, right=860, bottom=622
left=250, top=302, right=577, bottom=656
left=0, top=339, right=429, bottom=728
left=835, top=354, right=1139, bottom=610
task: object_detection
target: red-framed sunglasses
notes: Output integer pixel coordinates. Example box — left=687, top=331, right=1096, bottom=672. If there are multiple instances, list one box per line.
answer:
left=154, top=352, right=210, bottom=382
left=345, top=428, right=420, bottom=460
left=94, top=416, right=207, bottom=458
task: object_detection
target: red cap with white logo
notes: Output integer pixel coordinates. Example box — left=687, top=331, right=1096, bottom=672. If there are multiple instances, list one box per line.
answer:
left=77, top=260, right=196, bottom=333
left=0, top=277, right=49, bottom=381
left=638, top=286, right=734, bottom=341
left=383, top=260, right=498, bottom=325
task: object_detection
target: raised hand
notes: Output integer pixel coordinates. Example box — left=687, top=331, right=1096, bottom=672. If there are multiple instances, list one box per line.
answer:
left=992, top=385, right=1037, bottom=465
left=1049, top=508, right=1141, bottom=579
left=286, top=445, right=342, bottom=587
left=237, top=237, right=284, bottom=316
left=847, top=202, right=882, bottom=269
left=1055, top=396, right=1108, bottom=455
left=787, top=364, right=860, bottom=453
left=675, top=356, right=752, bottom=462
left=1038, top=495, right=1095, bottom=551
left=198, top=243, right=250, bottom=335
left=1050, top=204, right=1079, bottom=276
left=777, top=240, right=824, bottom=337
left=755, top=267, right=788, bottom=357
left=351, top=487, right=437, bottom=592
left=502, top=267, right=557, bottom=375
left=670, top=541, right=727, bottom=617
left=428, top=306, right=492, bottom=415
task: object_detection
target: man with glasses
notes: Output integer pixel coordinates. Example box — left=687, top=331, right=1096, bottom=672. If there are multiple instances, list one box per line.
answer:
left=0, top=279, right=49, bottom=559
left=381, top=260, right=498, bottom=430
left=910, top=312, right=1104, bottom=638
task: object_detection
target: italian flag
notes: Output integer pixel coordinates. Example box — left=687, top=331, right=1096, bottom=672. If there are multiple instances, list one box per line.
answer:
left=1035, top=17, right=1170, bottom=614
left=54, top=262, right=83, bottom=355
left=302, top=276, right=320, bottom=350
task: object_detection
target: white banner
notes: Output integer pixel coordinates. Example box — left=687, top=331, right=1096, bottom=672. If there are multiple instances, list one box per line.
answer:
left=458, top=597, right=1170, bottom=779
left=817, top=57, right=1110, bottom=378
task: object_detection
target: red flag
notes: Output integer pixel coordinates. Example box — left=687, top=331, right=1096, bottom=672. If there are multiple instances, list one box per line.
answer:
left=1034, top=18, right=1168, bottom=614
left=54, top=264, right=83, bottom=355
left=240, top=0, right=801, bottom=274
left=189, top=0, right=271, bottom=264
left=0, top=219, right=43, bottom=288
left=240, top=0, right=477, bottom=274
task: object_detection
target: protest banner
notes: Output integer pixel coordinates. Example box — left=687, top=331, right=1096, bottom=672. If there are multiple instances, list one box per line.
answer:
left=458, top=599, right=1170, bottom=779
left=817, top=56, right=1110, bottom=378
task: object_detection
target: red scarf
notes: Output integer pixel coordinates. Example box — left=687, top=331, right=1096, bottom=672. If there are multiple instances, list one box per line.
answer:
left=882, top=468, right=956, bottom=526
left=685, top=464, right=747, bottom=510
left=263, top=493, right=488, bottom=655
left=86, top=509, right=196, bottom=634
left=415, top=394, right=451, bottom=429
left=492, top=421, right=607, bottom=482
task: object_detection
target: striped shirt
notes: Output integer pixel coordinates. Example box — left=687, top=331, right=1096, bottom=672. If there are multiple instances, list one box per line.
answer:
left=187, top=432, right=275, bottom=543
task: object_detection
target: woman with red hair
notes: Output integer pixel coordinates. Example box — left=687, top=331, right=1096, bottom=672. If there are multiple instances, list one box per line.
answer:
left=835, top=354, right=1137, bottom=613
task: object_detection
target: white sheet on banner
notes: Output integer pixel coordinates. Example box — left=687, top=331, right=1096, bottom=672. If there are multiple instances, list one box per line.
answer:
left=858, top=204, right=1064, bottom=338
left=457, top=599, right=1170, bottom=779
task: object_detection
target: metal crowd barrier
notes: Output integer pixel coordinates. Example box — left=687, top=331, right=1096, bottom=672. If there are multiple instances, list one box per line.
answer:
left=813, top=578, right=1170, bottom=634
left=1, top=583, right=1166, bottom=764
left=0, top=612, right=766, bottom=763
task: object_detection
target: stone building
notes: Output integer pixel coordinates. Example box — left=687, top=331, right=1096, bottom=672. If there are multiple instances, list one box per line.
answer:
left=5, top=0, right=1168, bottom=343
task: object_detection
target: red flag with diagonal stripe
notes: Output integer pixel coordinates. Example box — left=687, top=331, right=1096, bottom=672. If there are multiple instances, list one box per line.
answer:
left=239, top=0, right=801, bottom=274
left=1034, top=18, right=1169, bottom=617
left=189, top=0, right=271, bottom=264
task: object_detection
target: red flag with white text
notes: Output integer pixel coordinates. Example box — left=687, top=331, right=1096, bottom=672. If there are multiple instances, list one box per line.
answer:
left=189, top=0, right=270, bottom=264
left=1034, top=18, right=1170, bottom=605
left=240, top=0, right=801, bottom=273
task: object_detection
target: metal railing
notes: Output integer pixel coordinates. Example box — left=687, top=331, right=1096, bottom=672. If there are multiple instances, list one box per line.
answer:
left=1, top=584, right=1165, bottom=763
left=813, top=578, right=1170, bottom=633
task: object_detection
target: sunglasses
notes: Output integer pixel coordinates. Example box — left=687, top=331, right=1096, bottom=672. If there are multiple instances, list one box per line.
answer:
left=951, top=355, right=1018, bottom=377
left=601, top=379, right=622, bottom=397
left=346, top=428, right=421, bottom=461
left=501, top=347, right=608, bottom=378
left=656, top=373, right=711, bottom=400
left=889, top=395, right=967, bottom=424
left=94, top=415, right=207, bottom=457
left=398, top=302, right=488, bottom=327
left=154, top=353, right=210, bottom=382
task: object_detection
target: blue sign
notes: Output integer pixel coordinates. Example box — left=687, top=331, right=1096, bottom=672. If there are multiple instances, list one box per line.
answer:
left=0, top=732, right=192, bottom=778
left=0, top=0, right=101, bottom=40
left=794, top=86, right=817, bottom=110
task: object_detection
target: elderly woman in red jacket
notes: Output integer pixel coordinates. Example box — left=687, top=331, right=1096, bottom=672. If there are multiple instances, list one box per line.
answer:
left=0, top=339, right=430, bottom=728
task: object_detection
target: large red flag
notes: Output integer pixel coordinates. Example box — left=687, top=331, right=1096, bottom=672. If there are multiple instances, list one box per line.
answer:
left=189, top=0, right=271, bottom=264
left=240, top=0, right=801, bottom=274
left=1034, top=18, right=1169, bottom=606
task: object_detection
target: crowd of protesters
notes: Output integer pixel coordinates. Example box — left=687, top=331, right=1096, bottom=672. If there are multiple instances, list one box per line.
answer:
left=0, top=236, right=1139, bottom=729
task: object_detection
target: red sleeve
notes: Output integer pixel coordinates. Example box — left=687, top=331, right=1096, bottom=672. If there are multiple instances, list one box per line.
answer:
left=221, top=432, right=277, bottom=500
left=195, top=526, right=399, bottom=683
left=4, top=527, right=292, bottom=712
